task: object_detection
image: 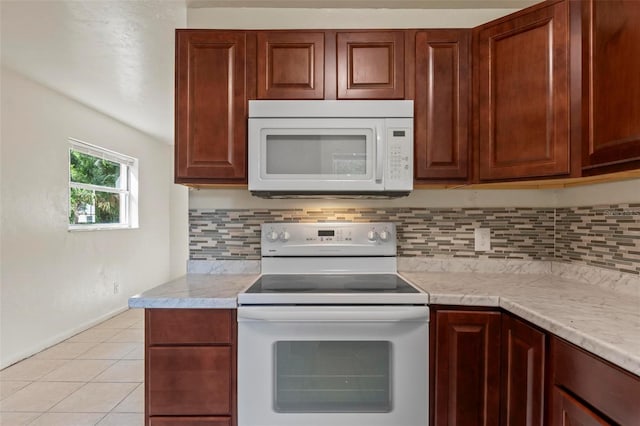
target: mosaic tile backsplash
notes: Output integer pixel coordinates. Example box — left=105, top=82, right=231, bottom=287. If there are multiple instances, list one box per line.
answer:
left=190, top=207, right=555, bottom=261
left=555, top=204, right=640, bottom=275
left=190, top=204, right=640, bottom=275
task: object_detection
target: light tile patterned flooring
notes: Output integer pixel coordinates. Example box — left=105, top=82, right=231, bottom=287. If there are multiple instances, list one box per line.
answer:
left=0, top=309, right=144, bottom=426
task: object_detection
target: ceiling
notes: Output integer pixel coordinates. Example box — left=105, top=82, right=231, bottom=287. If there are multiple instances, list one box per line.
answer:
left=1, top=1, right=186, bottom=145
left=1, top=0, right=537, bottom=145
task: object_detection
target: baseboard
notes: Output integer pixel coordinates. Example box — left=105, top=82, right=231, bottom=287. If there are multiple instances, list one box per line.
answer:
left=0, top=304, right=129, bottom=370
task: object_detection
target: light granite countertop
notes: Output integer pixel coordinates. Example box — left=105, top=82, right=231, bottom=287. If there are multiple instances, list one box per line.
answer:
left=400, top=272, right=640, bottom=377
left=128, top=270, right=640, bottom=376
left=128, top=274, right=259, bottom=309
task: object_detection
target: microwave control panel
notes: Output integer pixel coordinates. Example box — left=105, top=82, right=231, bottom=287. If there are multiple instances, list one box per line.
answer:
left=385, top=119, right=413, bottom=190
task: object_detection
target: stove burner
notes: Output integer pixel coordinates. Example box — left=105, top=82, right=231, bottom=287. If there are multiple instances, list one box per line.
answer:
left=245, top=274, right=419, bottom=294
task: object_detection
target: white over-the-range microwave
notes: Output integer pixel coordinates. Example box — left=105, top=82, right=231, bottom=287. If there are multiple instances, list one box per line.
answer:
left=248, top=100, right=413, bottom=198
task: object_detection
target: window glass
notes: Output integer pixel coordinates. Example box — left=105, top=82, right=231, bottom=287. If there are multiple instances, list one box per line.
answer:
left=274, top=341, right=391, bottom=413
left=70, top=151, right=121, bottom=188
left=68, top=139, right=137, bottom=230
left=266, top=134, right=368, bottom=176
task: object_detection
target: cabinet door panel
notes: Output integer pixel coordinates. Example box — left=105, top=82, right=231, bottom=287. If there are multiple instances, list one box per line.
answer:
left=415, top=30, right=470, bottom=180
left=257, top=31, right=324, bottom=99
left=337, top=31, right=404, bottom=99
left=150, top=417, right=231, bottom=426
left=478, top=2, right=570, bottom=180
left=175, top=31, right=247, bottom=182
left=501, top=315, right=545, bottom=426
left=433, top=310, right=501, bottom=426
left=550, top=387, right=610, bottom=426
left=148, top=347, right=232, bottom=416
left=582, top=0, right=640, bottom=172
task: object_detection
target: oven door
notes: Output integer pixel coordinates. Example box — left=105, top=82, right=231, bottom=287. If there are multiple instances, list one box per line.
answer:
left=248, top=118, right=384, bottom=192
left=237, top=306, right=429, bottom=426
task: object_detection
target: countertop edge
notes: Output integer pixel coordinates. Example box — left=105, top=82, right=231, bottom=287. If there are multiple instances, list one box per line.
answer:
left=128, top=271, right=639, bottom=377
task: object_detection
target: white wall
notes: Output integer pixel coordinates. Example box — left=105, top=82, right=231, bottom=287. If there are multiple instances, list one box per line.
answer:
left=554, top=179, right=640, bottom=207
left=187, top=7, right=522, bottom=28
left=189, top=178, right=640, bottom=210
left=0, top=67, right=185, bottom=368
left=170, top=171, right=189, bottom=278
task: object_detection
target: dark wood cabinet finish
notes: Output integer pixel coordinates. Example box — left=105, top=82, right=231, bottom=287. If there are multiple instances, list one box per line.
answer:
left=581, top=0, right=640, bottom=174
left=414, top=30, right=470, bottom=181
left=145, top=309, right=237, bottom=426
left=147, top=309, right=233, bottom=346
left=150, top=417, right=231, bottom=426
left=147, top=346, right=232, bottom=416
left=549, top=336, right=640, bottom=425
left=477, top=1, right=570, bottom=181
left=337, top=31, right=405, bottom=99
left=550, top=387, right=610, bottom=426
left=257, top=31, right=324, bottom=99
left=432, top=310, right=502, bottom=426
left=175, top=30, right=250, bottom=183
left=500, top=315, right=546, bottom=426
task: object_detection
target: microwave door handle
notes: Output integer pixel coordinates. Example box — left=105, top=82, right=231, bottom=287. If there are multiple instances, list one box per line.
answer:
left=375, top=128, right=384, bottom=183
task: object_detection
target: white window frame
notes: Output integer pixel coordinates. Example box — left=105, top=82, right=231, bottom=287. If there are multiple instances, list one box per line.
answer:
left=68, top=138, right=139, bottom=231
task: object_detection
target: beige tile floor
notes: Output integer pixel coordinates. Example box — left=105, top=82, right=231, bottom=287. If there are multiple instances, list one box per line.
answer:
left=0, top=309, right=144, bottom=426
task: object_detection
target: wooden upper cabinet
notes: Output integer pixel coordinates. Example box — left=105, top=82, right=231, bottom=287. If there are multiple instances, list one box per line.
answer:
left=414, top=30, right=470, bottom=181
left=175, top=30, right=250, bottom=183
left=500, top=315, right=546, bottom=426
left=581, top=0, right=640, bottom=173
left=336, top=31, right=405, bottom=99
left=477, top=1, right=570, bottom=181
left=433, top=310, right=501, bottom=426
left=257, top=31, right=325, bottom=99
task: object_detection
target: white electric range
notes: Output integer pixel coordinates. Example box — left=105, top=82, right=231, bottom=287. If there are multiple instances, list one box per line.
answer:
left=237, top=222, right=429, bottom=426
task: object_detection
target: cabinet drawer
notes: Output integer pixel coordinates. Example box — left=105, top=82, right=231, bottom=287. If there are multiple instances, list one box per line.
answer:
left=149, top=417, right=231, bottom=426
left=147, top=346, right=232, bottom=416
left=146, top=309, right=233, bottom=345
left=550, top=336, right=640, bottom=424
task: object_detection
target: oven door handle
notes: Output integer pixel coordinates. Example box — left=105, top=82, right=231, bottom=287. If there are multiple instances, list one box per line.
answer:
left=237, top=306, right=428, bottom=322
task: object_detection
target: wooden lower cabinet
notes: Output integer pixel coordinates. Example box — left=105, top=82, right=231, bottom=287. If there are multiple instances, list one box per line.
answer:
left=149, top=418, right=231, bottom=426
left=549, top=336, right=640, bottom=425
left=431, top=307, right=546, bottom=426
left=432, top=309, right=502, bottom=425
left=551, top=387, right=609, bottom=426
left=147, top=347, right=232, bottom=416
left=500, top=315, right=546, bottom=426
left=146, top=309, right=237, bottom=426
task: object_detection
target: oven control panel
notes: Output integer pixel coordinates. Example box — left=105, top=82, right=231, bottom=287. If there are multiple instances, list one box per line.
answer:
left=261, top=222, right=397, bottom=256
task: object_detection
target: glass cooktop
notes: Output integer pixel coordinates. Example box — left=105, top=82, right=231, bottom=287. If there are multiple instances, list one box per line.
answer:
left=245, top=274, right=419, bottom=294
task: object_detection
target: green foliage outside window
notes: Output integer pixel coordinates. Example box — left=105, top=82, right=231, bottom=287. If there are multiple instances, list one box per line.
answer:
left=69, top=150, right=122, bottom=225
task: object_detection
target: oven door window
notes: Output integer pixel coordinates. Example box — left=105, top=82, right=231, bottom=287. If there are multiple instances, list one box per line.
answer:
left=274, top=341, right=391, bottom=413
